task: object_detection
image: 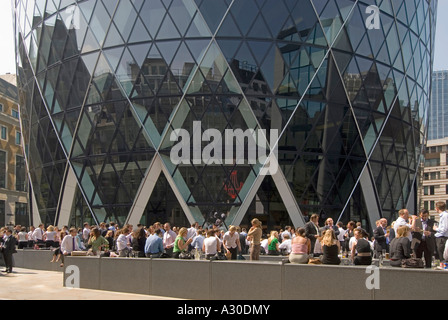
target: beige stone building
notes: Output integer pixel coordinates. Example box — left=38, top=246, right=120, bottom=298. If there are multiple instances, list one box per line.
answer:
left=420, top=137, right=448, bottom=220
left=0, top=74, right=28, bottom=227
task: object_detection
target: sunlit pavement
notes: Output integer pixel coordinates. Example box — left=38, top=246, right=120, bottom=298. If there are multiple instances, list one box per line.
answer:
left=0, top=268, right=182, bottom=300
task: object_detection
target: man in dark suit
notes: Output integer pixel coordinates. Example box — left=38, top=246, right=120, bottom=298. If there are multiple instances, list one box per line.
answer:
left=413, top=209, right=436, bottom=269
left=374, top=218, right=389, bottom=258
left=1, top=228, right=17, bottom=273
left=305, top=214, right=320, bottom=254
left=323, top=218, right=340, bottom=237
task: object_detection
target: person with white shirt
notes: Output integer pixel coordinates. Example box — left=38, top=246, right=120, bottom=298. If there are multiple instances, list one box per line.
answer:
left=17, top=227, right=28, bottom=249
left=336, top=222, right=346, bottom=250
left=434, top=201, right=448, bottom=267
left=279, top=233, right=292, bottom=255
left=60, top=228, right=80, bottom=267
left=32, top=224, right=45, bottom=246
left=281, top=226, right=292, bottom=242
left=191, top=229, right=205, bottom=253
left=163, top=223, right=177, bottom=257
left=116, top=227, right=131, bottom=257
left=223, top=226, right=241, bottom=260
left=394, top=209, right=417, bottom=242
left=44, top=226, right=57, bottom=248
left=261, top=237, right=269, bottom=255
left=82, top=223, right=91, bottom=245
left=187, top=222, right=199, bottom=251
left=203, top=230, right=221, bottom=259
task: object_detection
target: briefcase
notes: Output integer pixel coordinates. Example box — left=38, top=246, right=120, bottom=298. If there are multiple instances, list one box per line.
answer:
left=71, top=251, right=88, bottom=256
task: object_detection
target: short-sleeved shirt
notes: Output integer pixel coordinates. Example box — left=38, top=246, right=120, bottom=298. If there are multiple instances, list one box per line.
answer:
left=268, top=238, right=279, bottom=251
left=223, top=232, right=239, bottom=249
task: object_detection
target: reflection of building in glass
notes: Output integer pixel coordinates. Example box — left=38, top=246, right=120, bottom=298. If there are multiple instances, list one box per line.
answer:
left=15, top=0, right=437, bottom=232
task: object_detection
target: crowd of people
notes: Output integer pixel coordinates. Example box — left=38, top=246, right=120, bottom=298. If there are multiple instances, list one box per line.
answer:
left=2, top=202, right=448, bottom=274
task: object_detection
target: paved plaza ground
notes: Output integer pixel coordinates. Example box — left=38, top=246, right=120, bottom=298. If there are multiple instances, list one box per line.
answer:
left=0, top=268, right=181, bottom=300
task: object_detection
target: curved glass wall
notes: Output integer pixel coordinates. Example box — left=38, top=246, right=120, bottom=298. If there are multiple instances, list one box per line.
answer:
left=15, top=0, right=437, bottom=230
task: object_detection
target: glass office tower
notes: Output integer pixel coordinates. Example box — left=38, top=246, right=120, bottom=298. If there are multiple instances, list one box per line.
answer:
left=14, top=0, right=437, bottom=231
left=428, top=70, right=448, bottom=140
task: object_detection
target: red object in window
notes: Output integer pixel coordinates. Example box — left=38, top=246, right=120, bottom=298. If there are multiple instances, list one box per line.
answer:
left=224, top=171, right=243, bottom=200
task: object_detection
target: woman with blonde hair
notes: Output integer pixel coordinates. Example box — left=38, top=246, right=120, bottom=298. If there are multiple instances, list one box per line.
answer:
left=44, top=225, right=57, bottom=248
left=223, top=225, right=241, bottom=260
left=320, top=229, right=341, bottom=265
left=173, top=227, right=192, bottom=259
left=267, top=231, right=280, bottom=255
left=247, top=218, right=263, bottom=260
left=389, top=225, right=412, bottom=268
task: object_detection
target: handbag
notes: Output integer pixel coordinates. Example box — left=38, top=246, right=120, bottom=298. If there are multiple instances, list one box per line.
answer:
left=401, top=257, right=424, bottom=269
left=214, top=252, right=227, bottom=260
left=225, top=251, right=232, bottom=260
left=179, top=252, right=192, bottom=259
left=308, top=258, right=322, bottom=265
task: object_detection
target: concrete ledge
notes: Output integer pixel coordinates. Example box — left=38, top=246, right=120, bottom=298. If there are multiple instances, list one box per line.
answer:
left=100, top=258, right=151, bottom=295
left=1, top=249, right=63, bottom=272
left=62, top=257, right=448, bottom=300
left=283, top=264, right=374, bottom=300
left=6, top=251, right=448, bottom=300
left=211, top=261, right=283, bottom=300
left=151, top=259, right=211, bottom=300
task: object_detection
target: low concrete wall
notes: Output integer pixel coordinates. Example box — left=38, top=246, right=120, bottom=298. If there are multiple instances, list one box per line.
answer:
left=0, top=249, right=63, bottom=272
left=4, top=250, right=448, bottom=300
left=62, top=257, right=448, bottom=300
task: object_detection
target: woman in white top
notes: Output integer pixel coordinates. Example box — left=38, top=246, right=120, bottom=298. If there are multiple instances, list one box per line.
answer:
left=17, top=227, right=28, bottom=249
left=223, top=226, right=241, bottom=260
left=116, top=227, right=131, bottom=257
left=203, top=230, right=221, bottom=259
left=44, top=226, right=57, bottom=248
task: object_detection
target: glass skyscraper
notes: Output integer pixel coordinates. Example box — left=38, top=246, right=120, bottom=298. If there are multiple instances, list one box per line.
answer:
left=14, top=0, right=437, bottom=231
left=428, top=70, right=448, bottom=140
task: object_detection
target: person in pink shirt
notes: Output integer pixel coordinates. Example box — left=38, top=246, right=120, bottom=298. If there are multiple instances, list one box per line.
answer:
left=163, top=223, right=177, bottom=257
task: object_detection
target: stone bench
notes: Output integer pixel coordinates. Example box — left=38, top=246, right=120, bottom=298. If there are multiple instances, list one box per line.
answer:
left=62, top=256, right=448, bottom=300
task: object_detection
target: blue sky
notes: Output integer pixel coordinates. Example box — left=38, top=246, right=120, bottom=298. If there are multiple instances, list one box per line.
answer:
left=0, top=1, right=447, bottom=73
left=433, top=0, right=448, bottom=71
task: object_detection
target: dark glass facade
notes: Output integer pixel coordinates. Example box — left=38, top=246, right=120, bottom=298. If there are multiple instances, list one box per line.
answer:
left=15, top=0, right=437, bottom=230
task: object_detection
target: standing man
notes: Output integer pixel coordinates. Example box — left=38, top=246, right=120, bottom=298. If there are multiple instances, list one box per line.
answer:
left=82, top=222, right=90, bottom=246
left=163, top=223, right=177, bottom=257
left=374, top=218, right=389, bottom=258
left=305, top=214, right=320, bottom=254
left=1, top=228, right=17, bottom=273
left=394, top=209, right=417, bottom=242
left=413, top=209, right=435, bottom=269
left=434, top=201, right=448, bottom=268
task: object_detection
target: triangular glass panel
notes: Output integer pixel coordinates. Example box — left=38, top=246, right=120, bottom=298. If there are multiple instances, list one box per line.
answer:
left=139, top=0, right=166, bottom=38
left=88, top=0, right=112, bottom=47
left=260, top=0, right=290, bottom=39
left=140, top=169, right=190, bottom=228
left=113, top=0, right=138, bottom=42
left=229, top=0, right=259, bottom=36
left=215, top=9, right=243, bottom=37
left=155, top=12, right=182, bottom=40
left=185, top=10, right=213, bottom=38
left=196, top=0, right=229, bottom=35
left=128, top=16, right=152, bottom=43
left=103, top=22, right=126, bottom=48
left=247, top=13, right=273, bottom=39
